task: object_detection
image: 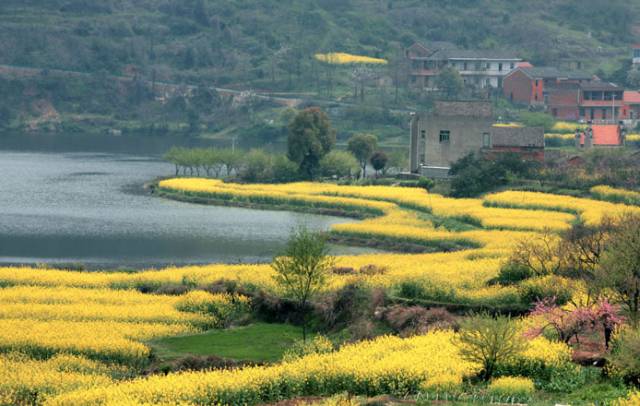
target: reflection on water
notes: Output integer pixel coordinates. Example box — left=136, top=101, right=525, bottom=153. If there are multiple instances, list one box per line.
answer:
left=0, top=139, right=364, bottom=267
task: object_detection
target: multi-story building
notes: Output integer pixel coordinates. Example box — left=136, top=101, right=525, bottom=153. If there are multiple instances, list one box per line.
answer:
left=503, top=67, right=594, bottom=106
left=409, top=101, right=544, bottom=177
left=503, top=66, right=626, bottom=121
left=406, top=42, right=521, bottom=90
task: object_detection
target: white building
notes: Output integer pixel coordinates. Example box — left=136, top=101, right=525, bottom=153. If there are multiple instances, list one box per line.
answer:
left=406, top=42, right=521, bottom=90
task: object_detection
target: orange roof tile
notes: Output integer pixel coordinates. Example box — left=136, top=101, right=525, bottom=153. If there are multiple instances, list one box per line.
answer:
left=580, top=125, right=622, bottom=146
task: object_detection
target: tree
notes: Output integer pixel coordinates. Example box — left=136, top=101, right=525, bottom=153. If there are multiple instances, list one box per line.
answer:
left=0, top=105, right=12, bottom=128
left=370, top=150, right=388, bottom=176
left=454, top=314, right=525, bottom=381
left=347, top=133, right=377, bottom=178
left=319, top=150, right=359, bottom=179
left=271, top=228, right=334, bottom=341
left=519, top=112, right=556, bottom=133
left=187, top=108, right=200, bottom=135
left=220, top=149, right=242, bottom=177
left=435, top=67, right=463, bottom=98
left=287, top=108, right=336, bottom=180
left=449, top=153, right=539, bottom=197
left=164, top=146, right=183, bottom=176
left=595, top=213, right=640, bottom=325
left=240, top=149, right=272, bottom=182
left=507, top=230, right=565, bottom=277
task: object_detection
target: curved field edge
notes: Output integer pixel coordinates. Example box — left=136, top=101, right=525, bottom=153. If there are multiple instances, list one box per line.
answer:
left=153, top=183, right=482, bottom=252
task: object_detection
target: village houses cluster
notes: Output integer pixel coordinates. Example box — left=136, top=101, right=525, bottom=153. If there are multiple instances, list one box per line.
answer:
left=405, top=41, right=637, bottom=177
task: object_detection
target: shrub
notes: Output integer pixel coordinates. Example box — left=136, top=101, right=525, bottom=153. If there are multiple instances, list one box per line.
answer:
left=492, top=263, right=533, bottom=285
left=282, top=335, right=334, bottom=362
left=488, top=376, right=534, bottom=397
left=419, top=373, right=463, bottom=394
left=319, top=150, right=359, bottom=179
left=271, top=155, right=300, bottom=183
left=608, top=327, right=640, bottom=385
left=539, top=363, right=594, bottom=393
left=175, top=290, right=250, bottom=327
left=417, top=176, right=435, bottom=190
left=384, top=305, right=456, bottom=336
left=315, top=282, right=382, bottom=330
left=518, top=275, right=573, bottom=307
left=395, top=280, right=457, bottom=303
left=454, top=314, right=525, bottom=380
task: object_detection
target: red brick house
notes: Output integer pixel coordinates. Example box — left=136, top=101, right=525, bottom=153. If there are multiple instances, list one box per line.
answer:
left=573, top=82, right=624, bottom=121
left=503, top=67, right=593, bottom=107
left=484, top=126, right=545, bottom=162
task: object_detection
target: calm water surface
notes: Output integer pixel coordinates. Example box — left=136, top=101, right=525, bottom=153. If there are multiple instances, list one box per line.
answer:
left=0, top=134, right=366, bottom=267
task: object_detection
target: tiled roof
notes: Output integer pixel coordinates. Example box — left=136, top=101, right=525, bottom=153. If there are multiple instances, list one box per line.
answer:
left=580, top=125, right=622, bottom=146
left=491, top=126, right=545, bottom=148
left=432, top=101, right=493, bottom=117
left=580, top=82, right=621, bottom=91
left=519, top=67, right=592, bottom=80
left=447, top=50, right=520, bottom=60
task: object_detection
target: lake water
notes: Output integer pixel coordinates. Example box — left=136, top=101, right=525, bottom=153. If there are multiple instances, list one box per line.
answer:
left=0, top=134, right=365, bottom=268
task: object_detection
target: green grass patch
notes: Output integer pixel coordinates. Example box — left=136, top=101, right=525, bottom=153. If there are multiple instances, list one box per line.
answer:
left=150, top=323, right=305, bottom=363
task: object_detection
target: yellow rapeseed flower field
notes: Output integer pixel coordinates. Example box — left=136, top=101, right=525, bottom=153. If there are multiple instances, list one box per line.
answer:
left=2, top=179, right=636, bottom=404
left=314, top=52, right=387, bottom=65
left=46, top=331, right=569, bottom=405
left=591, top=185, right=640, bottom=205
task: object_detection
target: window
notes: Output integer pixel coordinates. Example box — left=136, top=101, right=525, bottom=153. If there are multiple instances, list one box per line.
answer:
left=439, top=130, right=450, bottom=143
left=486, top=63, right=490, bottom=69
left=535, top=79, right=539, bottom=86
left=482, top=132, right=491, bottom=148
left=602, top=109, right=607, bottom=119
left=475, top=62, right=481, bottom=70
left=463, top=62, right=468, bottom=70
left=579, top=107, right=585, bottom=117
left=420, top=130, right=426, bottom=139
left=498, top=63, right=503, bottom=71
left=510, top=63, right=515, bottom=69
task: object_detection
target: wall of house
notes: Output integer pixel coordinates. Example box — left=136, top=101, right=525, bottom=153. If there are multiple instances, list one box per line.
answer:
left=580, top=107, right=621, bottom=121
left=503, top=70, right=534, bottom=105
left=483, top=146, right=545, bottom=162
left=419, top=115, right=494, bottom=168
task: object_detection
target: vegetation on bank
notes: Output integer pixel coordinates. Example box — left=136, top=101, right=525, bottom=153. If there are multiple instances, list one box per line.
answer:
left=2, top=179, right=640, bottom=403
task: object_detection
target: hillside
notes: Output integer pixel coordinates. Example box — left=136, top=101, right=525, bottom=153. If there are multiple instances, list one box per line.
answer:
left=0, top=0, right=638, bottom=142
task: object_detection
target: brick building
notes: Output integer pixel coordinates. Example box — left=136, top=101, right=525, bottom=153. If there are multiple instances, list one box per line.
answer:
left=409, top=101, right=544, bottom=177
left=622, top=91, right=640, bottom=120
left=406, top=42, right=521, bottom=90
left=502, top=67, right=593, bottom=106
left=503, top=67, right=627, bottom=121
